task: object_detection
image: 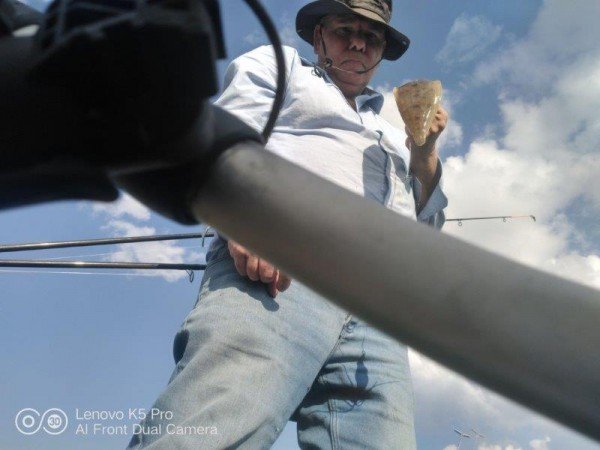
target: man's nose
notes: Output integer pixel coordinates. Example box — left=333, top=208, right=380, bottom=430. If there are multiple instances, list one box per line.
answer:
left=348, top=34, right=367, bottom=52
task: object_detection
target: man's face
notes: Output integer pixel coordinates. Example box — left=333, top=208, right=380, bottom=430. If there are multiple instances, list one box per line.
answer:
left=313, top=14, right=386, bottom=98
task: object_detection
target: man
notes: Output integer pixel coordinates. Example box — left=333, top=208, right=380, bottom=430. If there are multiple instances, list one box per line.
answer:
left=128, top=1, right=447, bottom=448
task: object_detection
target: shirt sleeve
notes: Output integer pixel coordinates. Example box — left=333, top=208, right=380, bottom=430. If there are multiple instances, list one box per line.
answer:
left=412, top=158, right=448, bottom=229
left=210, top=46, right=294, bottom=249
left=214, top=45, right=294, bottom=134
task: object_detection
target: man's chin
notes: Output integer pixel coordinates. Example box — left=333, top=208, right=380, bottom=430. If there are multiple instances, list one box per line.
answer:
left=333, top=77, right=368, bottom=98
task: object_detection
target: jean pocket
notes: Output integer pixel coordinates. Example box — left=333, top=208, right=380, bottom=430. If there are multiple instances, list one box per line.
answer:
left=189, top=244, right=232, bottom=311
left=204, top=241, right=231, bottom=267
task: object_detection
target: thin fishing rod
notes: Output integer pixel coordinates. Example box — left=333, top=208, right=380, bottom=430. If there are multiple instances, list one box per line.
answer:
left=0, top=269, right=192, bottom=278
left=0, top=260, right=206, bottom=270
left=446, top=215, right=536, bottom=226
left=0, top=213, right=537, bottom=254
left=0, top=230, right=215, bottom=253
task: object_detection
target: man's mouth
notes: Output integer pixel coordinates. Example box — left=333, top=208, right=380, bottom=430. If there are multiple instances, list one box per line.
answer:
left=341, top=59, right=367, bottom=70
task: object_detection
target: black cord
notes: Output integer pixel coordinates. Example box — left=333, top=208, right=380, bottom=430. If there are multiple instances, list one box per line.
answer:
left=242, top=0, right=286, bottom=142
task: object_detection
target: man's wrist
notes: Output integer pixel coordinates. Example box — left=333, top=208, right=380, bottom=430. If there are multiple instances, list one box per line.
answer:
left=412, top=155, right=442, bottom=213
left=410, top=147, right=438, bottom=182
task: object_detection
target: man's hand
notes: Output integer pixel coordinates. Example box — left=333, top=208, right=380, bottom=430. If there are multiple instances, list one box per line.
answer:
left=227, top=240, right=292, bottom=298
left=406, top=105, right=448, bottom=211
left=405, top=105, right=449, bottom=155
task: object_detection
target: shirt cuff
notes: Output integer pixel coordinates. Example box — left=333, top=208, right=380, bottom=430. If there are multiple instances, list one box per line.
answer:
left=413, top=158, right=448, bottom=228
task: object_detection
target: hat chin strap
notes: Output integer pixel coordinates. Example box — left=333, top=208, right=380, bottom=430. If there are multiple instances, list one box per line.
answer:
left=319, top=28, right=383, bottom=75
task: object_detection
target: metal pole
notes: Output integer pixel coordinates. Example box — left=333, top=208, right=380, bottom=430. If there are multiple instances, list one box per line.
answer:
left=189, top=141, right=600, bottom=440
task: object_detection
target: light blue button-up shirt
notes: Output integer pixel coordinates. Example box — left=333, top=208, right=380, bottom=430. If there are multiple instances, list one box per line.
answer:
left=211, top=45, right=447, bottom=250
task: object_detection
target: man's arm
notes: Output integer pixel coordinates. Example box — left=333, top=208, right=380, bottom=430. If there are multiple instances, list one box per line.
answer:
left=406, top=106, right=448, bottom=218
left=213, top=46, right=296, bottom=298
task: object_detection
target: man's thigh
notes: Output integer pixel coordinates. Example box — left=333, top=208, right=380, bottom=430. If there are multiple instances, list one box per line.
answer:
left=128, top=245, right=349, bottom=449
left=294, top=318, right=416, bottom=450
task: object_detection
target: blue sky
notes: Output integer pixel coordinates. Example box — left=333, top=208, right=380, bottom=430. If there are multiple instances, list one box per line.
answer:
left=2, top=0, right=599, bottom=449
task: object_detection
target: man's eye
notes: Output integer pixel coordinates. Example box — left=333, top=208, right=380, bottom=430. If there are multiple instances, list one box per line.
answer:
left=365, top=32, right=384, bottom=45
left=335, top=27, right=352, bottom=36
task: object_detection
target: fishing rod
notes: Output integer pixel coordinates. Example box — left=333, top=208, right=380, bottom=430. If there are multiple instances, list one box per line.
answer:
left=446, top=215, right=536, bottom=226
left=0, top=230, right=215, bottom=253
left=0, top=260, right=205, bottom=270
left=0, top=229, right=214, bottom=278
left=0, top=213, right=536, bottom=254
left=0, top=260, right=205, bottom=281
left=0, top=215, right=537, bottom=273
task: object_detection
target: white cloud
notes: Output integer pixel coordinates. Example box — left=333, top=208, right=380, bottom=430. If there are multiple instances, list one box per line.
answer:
left=444, top=441, right=552, bottom=450
left=376, top=57, right=600, bottom=291
left=436, top=14, right=502, bottom=67
left=102, top=220, right=200, bottom=282
left=410, top=350, right=531, bottom=431
left=279, top=12, right=301, bottom=48
left=244, top=12, right=301, bottom=48
left=84, top=193, right=205, bottom=283
left=470, top=438, right=550, bottom=450
left=411, top=351, right=579, bottom=449
left=410, top=2, right=599, bottom=449
left=90, top=193, right=151, bottom=221
left=478, top=446, right=523, bottom=450
left=243, top=30, right=262, bottom=46
left=439, top=0, right=600, bottom=290
left=443, top=120, right=600, bottom=290
left=474, top=0, right=600, bottom=94
left=529, top=437, right=551, bottom=450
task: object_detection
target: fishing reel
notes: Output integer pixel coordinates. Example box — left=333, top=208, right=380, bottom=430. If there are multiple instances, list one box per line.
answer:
left=0, top=0, right=262, bottom=223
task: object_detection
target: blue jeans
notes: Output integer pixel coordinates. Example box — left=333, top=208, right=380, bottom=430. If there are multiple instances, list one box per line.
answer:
left=127, top=243, right=416, bottom=449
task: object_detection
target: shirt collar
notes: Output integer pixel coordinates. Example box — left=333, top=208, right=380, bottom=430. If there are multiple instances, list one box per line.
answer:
left=356, top=87, right=384, bottom=113
left=305, top=60, right=384, bottom=113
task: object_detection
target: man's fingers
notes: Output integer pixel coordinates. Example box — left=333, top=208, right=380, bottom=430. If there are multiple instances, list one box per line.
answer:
left=267, top=271, right=292, bottom=298
left=436, top=106, right=449, bottom=128
left=228, top=241, right=248, bottom=277
left=268, top=274, right=279, bottom=298
left=246, top=254, right=260, bottom=281
left=276, top=273, right=292, bottom=292
left=258, top=260, right=276, bottom=284
left=233, top=255, right=248, bottom=277
left=227, top=240, right=290, bottom=296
